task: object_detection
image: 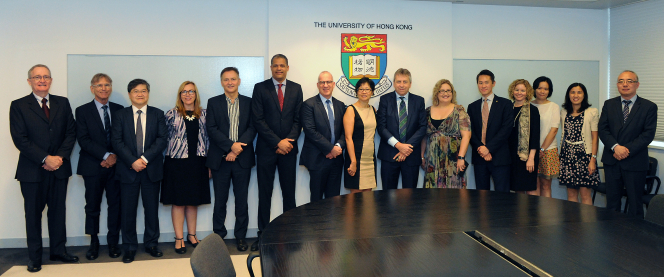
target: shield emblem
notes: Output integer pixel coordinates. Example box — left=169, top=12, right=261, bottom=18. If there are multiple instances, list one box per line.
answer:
left=337, top=34, right=391, bottom=98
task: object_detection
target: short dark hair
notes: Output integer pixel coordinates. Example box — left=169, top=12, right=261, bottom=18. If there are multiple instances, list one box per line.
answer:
left=355, top=77, right=375, bottom=95
left=220, top=67, right=240, bottom=78
left=476, top=69, right=495, bottom=83
left=270, top=54, right=288, bottom=66
left=562, top=83, right=591, bottom=114
left=533, top=76, right=553, bottom=98
left=127, top=79, right=150, bottom=93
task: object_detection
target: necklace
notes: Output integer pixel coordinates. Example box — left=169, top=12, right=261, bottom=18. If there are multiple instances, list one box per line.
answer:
left=184, top=111, right=196, bottom=121
left=513, top=106, right=523, bottom=127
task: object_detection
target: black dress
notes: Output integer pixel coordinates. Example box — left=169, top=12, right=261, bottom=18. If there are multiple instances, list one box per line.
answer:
left=559, top=113, right=600, bottom=188
left=161, top=111, right=211, bottom=206
left=509, top=104, right=540, bottom=191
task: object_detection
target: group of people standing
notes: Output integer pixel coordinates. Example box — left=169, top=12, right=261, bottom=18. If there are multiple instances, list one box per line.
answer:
left=9, top=57, right=657, bottom=273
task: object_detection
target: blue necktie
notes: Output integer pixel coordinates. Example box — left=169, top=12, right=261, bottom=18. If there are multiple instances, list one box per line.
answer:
left=326, top=99, right=335, bottom=144
left=622, top=100, right=631, bottom=123
left=102, top=105, right=111, bottom=150
left=398, top=96, right=407, bottom=141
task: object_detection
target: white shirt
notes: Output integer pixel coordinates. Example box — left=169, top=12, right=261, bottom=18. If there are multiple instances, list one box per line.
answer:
left=532, top=101, right=560, bottom=150
left=132, top=105, right=148, bottom=163
left=33, top=93, right=50, bottom=109
left=482, top=93, right=495, bottom=112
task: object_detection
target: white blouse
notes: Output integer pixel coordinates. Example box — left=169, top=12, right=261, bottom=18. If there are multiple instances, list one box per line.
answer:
left=532, top=101, right=560, bottom=150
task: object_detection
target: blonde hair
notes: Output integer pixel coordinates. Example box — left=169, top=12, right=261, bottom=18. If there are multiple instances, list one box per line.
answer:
left=507, top=79, right=534, bottom=102
left=432, top=79, right=457, bottom=105
left=175, top=81, right=202, bottom=117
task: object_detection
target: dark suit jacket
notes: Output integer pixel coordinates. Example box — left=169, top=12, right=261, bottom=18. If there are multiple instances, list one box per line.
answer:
left=110, top=106, right=167, bottom=183
left=299, top=95, right=346, bottom=170
left=10, top=93, right=76, bottom=182
left=251, top=78, right=303, bottom=156
left=599, top=96, right=657, bottom=171
left=75, top=100, right=124, bottom=176
left=376, top=91, right=427, bottom=166
left=467, top=95, right=513, bottom=166
left=206, top=94, right=256, bottom=170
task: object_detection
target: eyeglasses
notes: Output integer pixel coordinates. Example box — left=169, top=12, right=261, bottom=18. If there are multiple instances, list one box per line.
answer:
left=93, top=84, right=111, bottom=89
left=617, top=79, right=638, bottom=84
left=181, top=90, right=196, bottom=95
left=358, top=88, right=372, bottom=92
left=131, top=90, right=148, bottom=94
left=318, top=81, right=334, bottom=85
left=438, top=89, right=453, bottom=94
left=31, top=75, right=51, bottom=81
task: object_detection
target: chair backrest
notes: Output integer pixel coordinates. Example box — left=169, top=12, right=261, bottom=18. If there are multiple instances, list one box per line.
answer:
left=190, top=233, right=236, bottom=277
left=645, top=195, right=664, bottom=226
left=645, top=157, right=659, bottom=194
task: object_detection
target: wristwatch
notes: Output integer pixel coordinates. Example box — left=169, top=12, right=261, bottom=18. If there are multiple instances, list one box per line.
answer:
left=540, top=148, right=545, bottom=152
left=592, top=154, right=597, bottom=159
left=458, top=156, right=465, bottom=160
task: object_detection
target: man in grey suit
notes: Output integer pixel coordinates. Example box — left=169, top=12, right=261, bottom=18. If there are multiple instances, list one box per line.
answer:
left=10, top=64, right=78, bottom=272
left=599, top=70, right=658, bottom=218
left=300, top=71, right=346, bottom=202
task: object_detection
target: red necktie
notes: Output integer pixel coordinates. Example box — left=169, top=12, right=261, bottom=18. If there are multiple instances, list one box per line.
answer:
left=278, top=84, right=284, bottom=111
left=42, top=98, right=50, bottom=119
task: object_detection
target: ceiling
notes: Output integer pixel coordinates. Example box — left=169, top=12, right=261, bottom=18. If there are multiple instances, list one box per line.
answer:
left=419, top=0, right=646, bottom=9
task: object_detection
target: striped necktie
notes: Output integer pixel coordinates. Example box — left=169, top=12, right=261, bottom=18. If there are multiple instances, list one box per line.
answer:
left=622, top=100, right=631, bottom=123
left=398, top=96, right=407, bottom=141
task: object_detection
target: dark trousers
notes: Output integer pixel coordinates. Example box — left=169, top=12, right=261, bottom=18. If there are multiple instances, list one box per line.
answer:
left=308, top=162, right=342, bottom=202
left=212, top=162, right=250, bottom=239
left=20, top=173, right=68, bottom=261
left=381, top=161, right=419, bottom=190
left=473, top=163, right=511, bottom=192
left=256, top=153, right=297, bottom=235
left=121, top=171, right=160, bottom=251
left=83, top=167, right=121, bottom=245
left=605, top=164, right=647, bottom=218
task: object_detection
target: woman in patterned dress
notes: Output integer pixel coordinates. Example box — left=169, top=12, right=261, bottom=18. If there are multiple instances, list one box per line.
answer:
left=559, top=83, right=600, bottom=204
left=343, top=77, right=377, bottom=193
left=420, top=79, right=471, bottom=188
left=531, top=76, right=561, bottom=198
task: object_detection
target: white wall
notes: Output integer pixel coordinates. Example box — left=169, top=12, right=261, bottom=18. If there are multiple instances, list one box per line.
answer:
left=0, top=0, right=612, bottom=247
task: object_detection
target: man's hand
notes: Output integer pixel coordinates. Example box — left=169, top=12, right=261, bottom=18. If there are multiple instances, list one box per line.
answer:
left=44, top=155, right=63, bottom=171
left=131, top=159, right=147, bottom=172
left=395, top=142, right=413, bottom=156
left=393, top=152, right=406, bottom=162
left=613, top=145, right=630, bottom=160
left=326, top=146, right=343, bottom=159
left=277, top=138, right=295, bottom=154
left=483, top=153, right=493, bottom=161
left=231, top=142, right=247, bottom=155
left=105, top=154, right=117, bottom=167
left=477, top=146, right=490, bottom=157
left=225, top=152, right=238, bottom=162
left=100, top=160, right=110, bottom=168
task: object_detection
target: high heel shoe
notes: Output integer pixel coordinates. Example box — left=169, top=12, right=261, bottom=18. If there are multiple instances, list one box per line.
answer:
left=187, top=234, right=200, bottom=248
left=174, top=237, right=186, bottom=254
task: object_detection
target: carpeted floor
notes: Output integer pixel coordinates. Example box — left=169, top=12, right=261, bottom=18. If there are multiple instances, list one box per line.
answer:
left=0, top=239, right=261, bottom=276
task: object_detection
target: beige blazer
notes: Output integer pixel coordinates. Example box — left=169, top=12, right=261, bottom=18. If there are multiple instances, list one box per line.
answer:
left=560, top=107, right=598, bottom=154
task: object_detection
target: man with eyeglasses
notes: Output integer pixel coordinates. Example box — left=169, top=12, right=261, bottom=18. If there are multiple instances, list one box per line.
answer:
left=75, top=73, right=124, bottom=260
left=599, top=70, right=658, bottom=218
left=10, top=64, right=78, bottom=272
left=299, top=71, right=346, bottom=202
left=251, top=54, right=303, bottom=251
left=111, top=79, right=167, bottom=263
left=207, top=67, right=256, bottom=251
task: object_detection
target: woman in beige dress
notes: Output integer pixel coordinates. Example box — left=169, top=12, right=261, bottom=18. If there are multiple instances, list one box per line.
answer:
left=344, top=77, right=377, bottom=193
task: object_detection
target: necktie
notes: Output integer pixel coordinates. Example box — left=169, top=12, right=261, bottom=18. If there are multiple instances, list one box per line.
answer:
left=136, top=110, right=143, bottom=156
left=623, top=100, right=632, bottom=123
left=278, top=84, right=284, bottom=111
left=326, top=99, right=335, bottom=144
left=42, top=98, right=50, bottom=119
left=398, top=96, right=407, bottom=141
left=482, top=98, right=489, bottom=144
left=102, top=105, right=111, bottom=150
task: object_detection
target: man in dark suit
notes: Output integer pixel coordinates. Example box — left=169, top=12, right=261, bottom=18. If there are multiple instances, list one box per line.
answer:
left=251, top=54, right=303, bottom=251
left=110, top=79, right=167, bottom=263
left=10, top=64, right=78, bottom=272
left=207, top=67, right=256, bottom=252
left=75, top=73, right=124, bottom=260
left=376, top=68, right=427, bottom=189
left=467, top=69, right=512, bottom=192
left=599, top=70, right=657, bottom=218
left=300, top=71, right=346, bottom=202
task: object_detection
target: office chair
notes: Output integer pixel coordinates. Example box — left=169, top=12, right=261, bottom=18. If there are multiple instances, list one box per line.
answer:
left=190, top=233, right=236, bottom=277
left=645, top=194, right=664, bottom=226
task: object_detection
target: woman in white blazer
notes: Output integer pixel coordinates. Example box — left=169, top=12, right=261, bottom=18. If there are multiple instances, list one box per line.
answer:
left=559, top=83, right=600, bottom=205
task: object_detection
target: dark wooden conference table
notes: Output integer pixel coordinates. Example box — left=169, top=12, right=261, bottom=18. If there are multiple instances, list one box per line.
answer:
left=259, top=189, right=664, bottom=277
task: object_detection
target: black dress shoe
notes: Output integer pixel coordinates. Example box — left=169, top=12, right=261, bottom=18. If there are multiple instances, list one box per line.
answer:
left=187, top=234, right=200, bottom=247
left=250, top=240, right=259, bottom=251
left=122, top=250, right=136, bottom=263
left=145, top=246, right=163, bottom=257
left=86, top=241, right=100, bottom=260
left=50, top=252, right=79, bottom=263
left=174, top=237, right=186, bottom=254
left=108, top=244, right=122, bottom=258
left=27, top=260, right=41, bottom=272
left=236, top=239, right=248, bottom=251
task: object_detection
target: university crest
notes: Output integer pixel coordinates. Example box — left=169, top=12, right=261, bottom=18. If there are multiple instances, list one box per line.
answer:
left=337, top=34, right=392, bottom=98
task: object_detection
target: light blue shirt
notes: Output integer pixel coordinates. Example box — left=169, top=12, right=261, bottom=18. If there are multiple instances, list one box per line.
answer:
left=94, top=99, right=114, bottom=160
left=318, top=94, right=341, bottom=148
left=388, top=92, right=410, bottom=147
left=272, top=78, right=287, bottom=94
left=33, top=93, right=50, bottom=108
